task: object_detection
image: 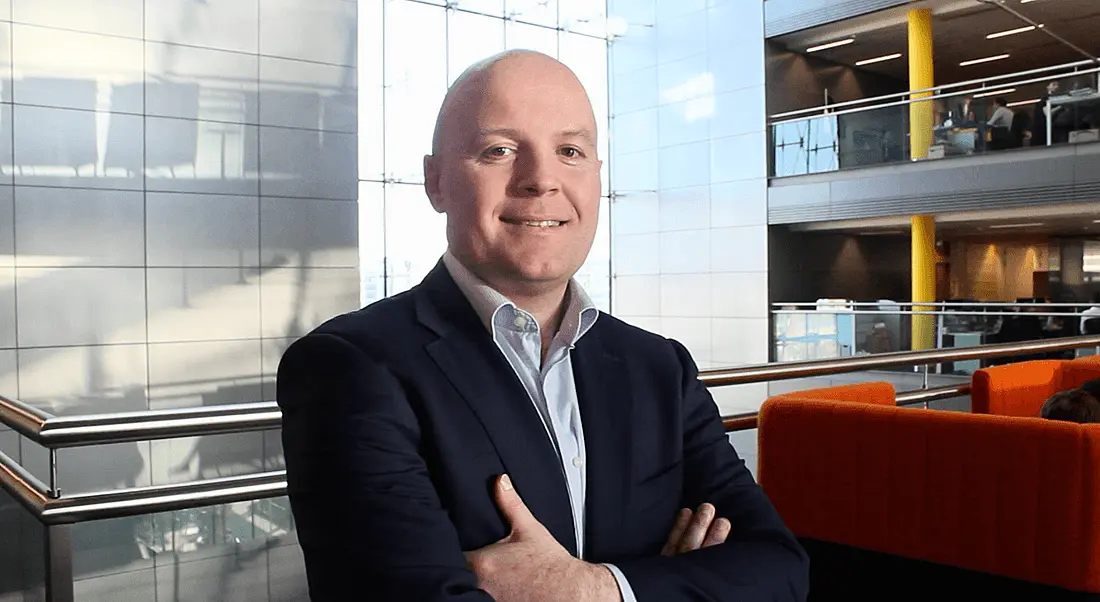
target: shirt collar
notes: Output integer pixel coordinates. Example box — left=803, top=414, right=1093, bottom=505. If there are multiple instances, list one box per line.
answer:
left=442, top=251, right=598, bottom=345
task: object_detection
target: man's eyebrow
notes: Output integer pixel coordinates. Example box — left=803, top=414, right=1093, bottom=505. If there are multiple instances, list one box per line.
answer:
left=474, top=128, right=597, bottom=144
left=560, top=129, right=597, bottom=145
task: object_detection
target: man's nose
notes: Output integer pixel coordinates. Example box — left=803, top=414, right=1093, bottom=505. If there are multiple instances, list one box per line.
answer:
left=514, top=151, right=561, bottom=197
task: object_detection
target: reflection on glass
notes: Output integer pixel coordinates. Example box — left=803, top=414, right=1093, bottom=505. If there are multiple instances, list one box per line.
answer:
left=560, top=31, right=610, bottom=196
left=455, top=0, right=506, bottom=18
left=506, top=20, right=559, bottom=56
left=384, top=0, right=446, bottom=184
left=359, top=0, right=384, bottom=181
left=447, top=10, right=506, bottom=85
left=559, top=0, right=607, bottom=38
left=359, top=181, right=386, bottom=306
left=384, top=183, right=447, bottom=296
left=575, top=198, right=612, bottom=312
left=507, top=0, right=559, bottom=27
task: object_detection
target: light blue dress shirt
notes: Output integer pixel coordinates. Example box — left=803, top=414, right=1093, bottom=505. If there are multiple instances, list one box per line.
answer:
left=443, top=253, right=637, bottom=602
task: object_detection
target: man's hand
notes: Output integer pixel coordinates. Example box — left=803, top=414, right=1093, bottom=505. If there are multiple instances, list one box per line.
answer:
left=466, top=475, right=621, bottom=602
left=660, top=503, right=731, bottom=557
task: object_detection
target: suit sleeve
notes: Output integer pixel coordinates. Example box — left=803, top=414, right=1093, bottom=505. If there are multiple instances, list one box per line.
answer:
left=276, top=332, right=494, bottom=602
left=610, top=340, right=810, bottom=602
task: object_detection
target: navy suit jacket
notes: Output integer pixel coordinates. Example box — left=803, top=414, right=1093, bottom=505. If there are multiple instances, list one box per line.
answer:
left=277, top=264, right=809, bottom=601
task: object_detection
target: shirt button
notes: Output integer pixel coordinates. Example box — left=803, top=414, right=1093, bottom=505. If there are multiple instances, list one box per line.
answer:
left=572, top=456, right=584, bottom=468
left=513, top=315, right=526, bottom=329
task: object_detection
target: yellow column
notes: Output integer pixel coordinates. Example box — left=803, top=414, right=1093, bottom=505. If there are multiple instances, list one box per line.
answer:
left=911, top=215, right=936, bottom=350
left=908, top=9, right=934, bottom=160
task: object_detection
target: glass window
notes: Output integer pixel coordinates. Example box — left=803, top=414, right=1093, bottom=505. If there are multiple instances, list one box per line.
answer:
left=454, top=0, right=505, bottom=18
left=505, top=20, right=559, bottom=56
left=560, top=31, right=609, bottom=196
left=559, top=0, right=606, bottom=38
left=447, top=10, right=506, bottom=85
left=358, top=0, right=384, bottom=182
left=384, top=183, right=447, bottom=296
left=384, top=0, right=446, bottom=184
left=575, top=197, right=611, bottom=313
left=506, top=0, right=558, bottom=28
left=359, top=181, right=385, bottom=306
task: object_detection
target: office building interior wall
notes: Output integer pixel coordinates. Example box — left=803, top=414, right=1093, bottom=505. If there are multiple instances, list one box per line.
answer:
left=0, top=0, right=358, bottom=599
left=608, top=0, right=771, bottom=416
left=768, top=228, right=912, bottom=303
left=947, top=240, right=1049, bottom=301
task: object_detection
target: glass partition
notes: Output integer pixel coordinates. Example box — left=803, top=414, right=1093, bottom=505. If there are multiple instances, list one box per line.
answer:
left=771, top=72, right=1100, bottom=177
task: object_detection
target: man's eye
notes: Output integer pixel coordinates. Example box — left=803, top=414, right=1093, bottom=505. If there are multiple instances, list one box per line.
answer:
left=561, top=147, right=582, bottom=158
left=485, top=147, right=512, bottom=157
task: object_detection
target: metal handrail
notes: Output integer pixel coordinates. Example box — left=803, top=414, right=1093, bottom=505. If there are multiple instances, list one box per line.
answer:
left=2, top=336, right=1099, bottom=450
left=769, top=58, right=1097, bottom=120
left=773, top=301, right=1094, bottom=307
left=774, top=309, right=1089, bottom=318
left=699, top=335, right=1100, bottom=387
left=0, top=334, right=1097, bottom=529
left=770, top=65, right=1100, bottom=127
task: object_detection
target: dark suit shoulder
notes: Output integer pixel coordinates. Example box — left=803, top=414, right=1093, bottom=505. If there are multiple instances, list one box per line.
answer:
left=309, top=288, right=423, bottom=349
left=591, top=312, right=690, bottom=372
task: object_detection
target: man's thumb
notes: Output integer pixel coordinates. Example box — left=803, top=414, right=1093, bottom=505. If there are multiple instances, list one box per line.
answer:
left=496, top=474, right=536, bottom=533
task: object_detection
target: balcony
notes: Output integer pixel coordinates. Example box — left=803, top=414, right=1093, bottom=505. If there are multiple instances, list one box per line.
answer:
left=768, top=62, right=1100, bottom=224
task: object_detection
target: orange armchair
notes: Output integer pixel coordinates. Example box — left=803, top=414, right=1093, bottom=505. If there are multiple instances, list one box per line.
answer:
left=972, top=359, right=1100, bottom=417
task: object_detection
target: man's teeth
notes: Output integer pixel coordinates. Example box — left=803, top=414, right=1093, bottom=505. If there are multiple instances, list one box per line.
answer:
left=518, top=220, right=562, bottom=227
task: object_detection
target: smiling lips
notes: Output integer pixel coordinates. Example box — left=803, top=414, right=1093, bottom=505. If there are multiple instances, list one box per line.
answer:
left=500, top=217, right=566, bottom=228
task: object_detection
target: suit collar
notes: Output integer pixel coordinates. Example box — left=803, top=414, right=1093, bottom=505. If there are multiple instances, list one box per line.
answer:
left=412, top=262, right=633, bottom=560
left=416, top=262, right=580, bottom=554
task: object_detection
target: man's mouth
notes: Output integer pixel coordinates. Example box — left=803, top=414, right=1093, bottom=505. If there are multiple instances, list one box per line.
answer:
left=500, top=218, right=566, bottom=228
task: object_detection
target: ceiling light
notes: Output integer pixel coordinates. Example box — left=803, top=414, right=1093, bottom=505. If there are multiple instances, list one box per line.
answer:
left=855, top=53, right=903, bottom=66
left=1008, top=98, right=1041, bottom=107
left=973, top=88, right=1016, bottom=98
left=987, top=25, right=1040, bottom=39
left=960, top=54, right=1011, bottom=67
left=807, top=38, right=855, bottom=53
left=988, top=222, right=1045, bottom=229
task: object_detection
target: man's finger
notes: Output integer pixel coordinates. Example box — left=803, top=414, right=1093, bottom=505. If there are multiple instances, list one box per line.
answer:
left=701, top=517, right=731, bottom=548
left=676, top=503, right=715, bottom=554
left=493, top=474, right=538, bottom=535
left=661, top=508, right=693, bottom=556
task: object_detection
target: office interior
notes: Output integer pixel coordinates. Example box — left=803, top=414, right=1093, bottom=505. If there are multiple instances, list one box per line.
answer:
left=767, top=0, right=1100, bottom=168
left=770, top=203, right=1100, bottom=365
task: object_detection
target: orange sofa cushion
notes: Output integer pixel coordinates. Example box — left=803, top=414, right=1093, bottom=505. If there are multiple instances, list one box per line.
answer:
left=758, top=398, right=1100, bottom=592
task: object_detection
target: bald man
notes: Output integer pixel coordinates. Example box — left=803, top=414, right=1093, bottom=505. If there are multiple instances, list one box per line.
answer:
left=277, top=51, right=808, bottom=602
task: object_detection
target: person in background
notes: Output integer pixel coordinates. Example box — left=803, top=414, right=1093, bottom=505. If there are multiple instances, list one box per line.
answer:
left=1080, top=293, right=1100, bottom=334
left=1040, top=383, right=1100, bottom=424
left=987, top=97, right=1014, bottom=150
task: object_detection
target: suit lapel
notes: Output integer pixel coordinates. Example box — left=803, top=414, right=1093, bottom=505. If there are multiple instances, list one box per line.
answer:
left=416, top=264, right=579, bottom=556
left=572, top=325, right=633, bottom=560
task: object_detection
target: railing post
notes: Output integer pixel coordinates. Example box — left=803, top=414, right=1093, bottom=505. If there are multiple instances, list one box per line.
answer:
left=44, top=524, right=74, bottom=602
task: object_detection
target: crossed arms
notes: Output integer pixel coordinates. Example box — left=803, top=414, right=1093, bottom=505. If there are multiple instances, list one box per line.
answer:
left=277, top=333, right=808, bottom=602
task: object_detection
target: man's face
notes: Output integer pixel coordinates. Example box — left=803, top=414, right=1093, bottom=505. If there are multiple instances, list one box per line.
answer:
left=425, top=53, right=602, bottom=292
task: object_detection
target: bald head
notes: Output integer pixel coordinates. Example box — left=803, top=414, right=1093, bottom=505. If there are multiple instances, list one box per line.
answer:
left=430, top=50, right=595, bottom=156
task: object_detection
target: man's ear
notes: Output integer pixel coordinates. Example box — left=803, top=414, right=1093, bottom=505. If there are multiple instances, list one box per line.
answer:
left=423, top=155, right=445, bottom=214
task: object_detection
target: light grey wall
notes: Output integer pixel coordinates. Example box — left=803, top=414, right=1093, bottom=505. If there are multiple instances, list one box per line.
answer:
left=0, top=0, right=357, bottom=599
left=608, top=0, right=771, bottom=421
